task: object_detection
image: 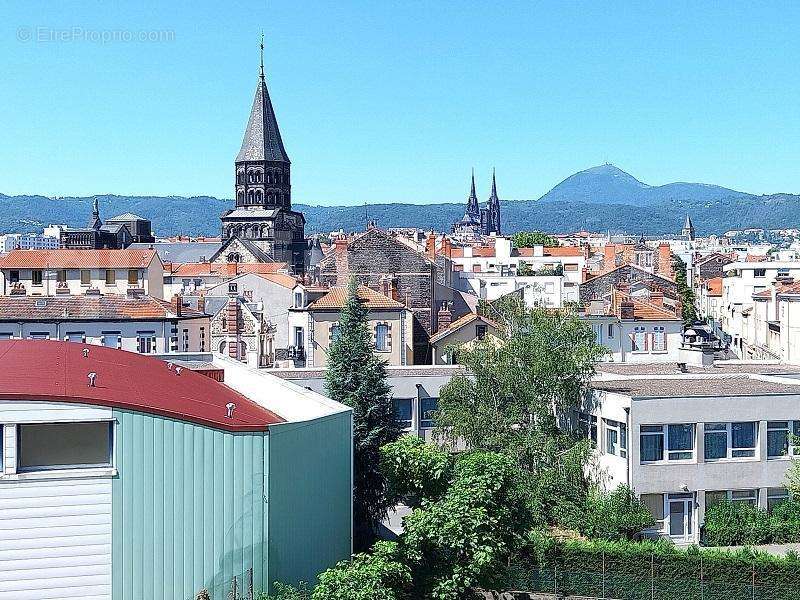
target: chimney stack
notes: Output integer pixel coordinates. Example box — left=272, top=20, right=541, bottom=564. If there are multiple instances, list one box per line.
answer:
left=619, top=300, right=635, bottom=320
left=650, top=291, right=664, bottom=307
left=437, top=302, right=453, bottom=332
left=197, top=295, right=206, bottom=314
left=171, top=294, right=183, bottom=317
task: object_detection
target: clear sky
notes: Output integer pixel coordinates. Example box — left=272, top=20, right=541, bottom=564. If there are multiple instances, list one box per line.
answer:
left=2, top=0, right=799, bottom=205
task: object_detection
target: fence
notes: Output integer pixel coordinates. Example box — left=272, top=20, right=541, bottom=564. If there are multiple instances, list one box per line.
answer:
left=500, top=553, right=800, bottom=600
left=193, top=568, right=257, bottom=600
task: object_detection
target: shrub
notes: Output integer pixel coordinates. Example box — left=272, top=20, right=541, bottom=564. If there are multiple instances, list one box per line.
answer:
left=769, top=500, right=800, bottom=543
left=582, top=485, right=656, bottom=540
left=704, top=501, right=771, bottom=546
left=312, top=541, right=412, bottom=600
left=380, top=436, right=452, bottom=508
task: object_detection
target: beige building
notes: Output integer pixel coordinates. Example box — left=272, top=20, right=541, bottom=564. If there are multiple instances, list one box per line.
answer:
left=429, top=312, right=501, bottom=365
left=300, top=285, right=413, bottom=367
left=0, top=249, right=164, bottom=299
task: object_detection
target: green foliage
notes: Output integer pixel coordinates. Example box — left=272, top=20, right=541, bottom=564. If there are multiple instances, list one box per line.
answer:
left=517, top=261, right=534, bottom=276
left=672, top=255, right=698, bottom=326
left=512, top=231, right=559, bottom=248
left=258, top=582, right=311, bottom=600
left=324, top=277, right=400, bottom=550
left=401, top=451, right=537, bottom=599
left=784, top=456, right=800, bottom=497
left=312, top=542, right=412, bottom=600
left=581, top=485, right=656, bottom=540
left=703, top=499, right=800, bottom=546
left=503, top=537, right=800, bottom=600
left=380, top=436, right=453, bottom=508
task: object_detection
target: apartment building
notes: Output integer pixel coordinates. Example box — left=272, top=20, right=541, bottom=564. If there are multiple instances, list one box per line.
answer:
left=582, top=362, right=800, bottom=544
left=456, top=274, right=574, bottom=307
left=0, top=294, right=209, bottom=353
left=721, top=261, right=800, bottom=356
left=0, top=233, right=59, bottom=252
left=0, top=249, right=164, bottom=298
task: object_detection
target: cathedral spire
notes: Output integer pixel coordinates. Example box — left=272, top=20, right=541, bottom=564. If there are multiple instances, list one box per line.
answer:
left=259, top=32, right=265, bottom=80
left=465, top=169, right=480, bottom=220
left=88, top=198, right=102, bottom=230
left=490, top=168, right=498, bottom=199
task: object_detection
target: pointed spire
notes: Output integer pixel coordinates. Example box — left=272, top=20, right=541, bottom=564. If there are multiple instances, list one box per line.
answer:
left=88, top=198, right=102, bottom=230
left=490, top=168, right=498, bottom=200
left=236, top=37, right=290, bottom=163
left=465, top=169, right=480, bottom=221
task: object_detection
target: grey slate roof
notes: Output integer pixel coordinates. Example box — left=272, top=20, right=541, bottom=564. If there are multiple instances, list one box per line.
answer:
left=107, top=212, right=147, bottom=221
left=128, top=242, right=222, bottom=263
left=591, top=376, right=800, bottom=398
left=236, top=74, right=289, bottom=163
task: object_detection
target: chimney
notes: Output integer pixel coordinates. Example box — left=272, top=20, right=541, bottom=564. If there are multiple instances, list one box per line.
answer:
left=658, top=244, right=673, bottom=277
left=171, top=294, right=182, bottom=317
left=619, top=300, right=635, bottom=320
left=380, top=275, right=398, bottom=301
left=425, top=234, right=436, bottom=260
left=334, top=237, right=348, bottom=252
left=437, top=302, right=453, bottom=332
left=197, top=295, right=206, bottom=314
left=650, top=291, right=664, bottom=307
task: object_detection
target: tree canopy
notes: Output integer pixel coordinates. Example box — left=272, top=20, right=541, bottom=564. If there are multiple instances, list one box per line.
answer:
left=512, top=230, right=560, bottom=248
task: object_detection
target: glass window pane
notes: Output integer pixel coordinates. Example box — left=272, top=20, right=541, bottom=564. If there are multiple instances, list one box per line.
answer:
left=620, top=423, right=627, bottom=450
left=606, top=428, right=618, bottom=455
left=18, top=422, right=112, bottom=471
left=732, top=422, right=756, bottom=449
left=705, top=490, right=727, bottom=508
left=392, top=398, right=412, bottom=429
left=668, top=424, right=694, bottom=451
left=641, top=494, right=664, bottom=520
left=768, top=429, right=789, bottom=457
left=420, top=397, right=438, bottom=429
left=704, top=431, right=727, bottom=460
left=641, top=433, right=664, bottom=462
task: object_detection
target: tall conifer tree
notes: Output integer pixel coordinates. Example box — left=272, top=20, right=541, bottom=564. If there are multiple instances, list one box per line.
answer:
left=325, top=277, right=400, bottom=550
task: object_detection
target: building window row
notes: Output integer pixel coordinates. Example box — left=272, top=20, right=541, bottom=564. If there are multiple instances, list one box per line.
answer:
left=236, top=170, right=288, bottom=185
left=392, top=397, right=439, bottom=431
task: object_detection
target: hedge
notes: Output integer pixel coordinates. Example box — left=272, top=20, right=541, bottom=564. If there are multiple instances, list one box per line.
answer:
left=704, top=499, right=800, bottom=546
left=500, top=536, right=800, bottom=600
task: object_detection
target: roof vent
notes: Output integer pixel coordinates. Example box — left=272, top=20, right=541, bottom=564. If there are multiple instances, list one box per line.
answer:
left=35, top=299, right=47, bottom=308
left=225, top=402, right=236, bottom=419
left=166, top=361, right=173, bottom=370
left=175, top=366, right=183, bottom=375
left=82, top=348, right=90, bottom=358
left=677, top=362, right=688, bottom=373
left=87, top=372, right=97, bottom=387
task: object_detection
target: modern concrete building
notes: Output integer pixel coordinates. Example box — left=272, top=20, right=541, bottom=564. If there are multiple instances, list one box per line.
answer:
left=0, top=340, right=352, bottom=599
left=581, top=362, right=800, bottom=544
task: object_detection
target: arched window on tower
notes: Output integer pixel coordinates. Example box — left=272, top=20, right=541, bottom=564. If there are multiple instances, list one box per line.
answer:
left=248, top=172, right=254, bottom=184
left=276, top=171, right=282, bottom=185
left=237, top=191, right=244, bottom=203
left=248, top=190, right=255, bottom=203
left=255, top=190, right=263, bottom=203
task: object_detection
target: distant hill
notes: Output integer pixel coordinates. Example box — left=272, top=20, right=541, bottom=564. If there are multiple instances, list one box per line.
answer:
left=537, top=163, right=753, bottom=206
left=2, top=165, right=798, bottom=237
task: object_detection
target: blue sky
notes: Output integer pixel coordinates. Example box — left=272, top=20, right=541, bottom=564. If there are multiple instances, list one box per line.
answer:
left=2, top=1, right=799, bottom=205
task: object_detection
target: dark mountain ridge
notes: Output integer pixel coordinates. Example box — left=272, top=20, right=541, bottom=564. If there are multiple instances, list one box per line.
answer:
left=2, top=165, right=797, bottom=237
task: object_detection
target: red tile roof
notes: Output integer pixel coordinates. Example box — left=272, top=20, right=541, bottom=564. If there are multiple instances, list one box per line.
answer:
left=705, top=277, right=723, bottom=297
left=308, top=285, right=405, bottom=310
left=0, top=249, right=158, bottom=269
left=543, top=246, right=584, bottom=257
left=0, top=295, right=205, bottom=321
left=169, top=262, right=287, bottom=277
left=0, top=340, right=282, bottom=431
left=429, top=313, right=500, bottom=344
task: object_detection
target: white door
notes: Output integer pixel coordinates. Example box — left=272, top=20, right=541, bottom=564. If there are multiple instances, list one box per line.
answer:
left=667, top=493, right=694, bottom=541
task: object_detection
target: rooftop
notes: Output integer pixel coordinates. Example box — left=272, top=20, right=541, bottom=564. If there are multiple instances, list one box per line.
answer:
left=168, top=262, right=288, bottom=277
left=0, top=340, right=282, bottom=431
left=591, top=375, right=800, bottom=398
left=0, top=249, right=158, bottom=269
left=595, top=361, right=800, bottom=376
left=308, top=285, right=405, bottom=310
left=0, top=294, right=205, bottom=321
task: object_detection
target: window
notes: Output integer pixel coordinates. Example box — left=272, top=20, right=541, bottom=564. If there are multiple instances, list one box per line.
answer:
left=137, top=332, right=156, bottom=354
left=128, top=269, right=138, bottom=285
left=640, top=424, right=695, bottom=463
left=564, top=264, right=578, bottom=272
left=29, top=332, right=49, bottom=340
left=632, top=326, right=646, bottom=351
left=706, top=489, right=758, bottom=507
left=768, top=488, right=790, bottom=511
left=767, top=421, right=800, bottom=458
left=200, top=327, right=206, bottom=352
left=704, top=422, right=757, bottom=460
left=778, top=268, right=790, bottom=277
left=392, top=398, right=412, bottom=430
left=476, top=324, right=487, bottom=340
left=420, top=397, right=438, bottom=429
left=56, top=269, right=67, bottom=283
left=652, top=326, right=666, bottom=351
left=102, top=332, right=121, bottom=349
left=578, top=412, right=598, bottom=444
left=32, top=270, right=43, bottom=285
left=607, top=323, right=614, bottom=338
left=294, top=292, right=303, bottom=308
left=294, top=326, right=304, bottom=349
left=80, top=269, right=91, bottom=285
left=754, top=268, right=766, bottom=278
left=375, top=323, right=389, bottom=351
left=65, top=331, right=86, bottom=343
left=17, top=422, right=112, bottom=472
left=0, top=333, right=12, bottom=340
left=604, top=419, right=627, bottom=458
left=330, top=324, right=340, bottom=343
left=182, top=329, right=189, bottom=352
left=641, top=493, right=665, bottom=522
left=105, top=269, right=116, bottom=285
left=9, top=270, right=19, bottom=283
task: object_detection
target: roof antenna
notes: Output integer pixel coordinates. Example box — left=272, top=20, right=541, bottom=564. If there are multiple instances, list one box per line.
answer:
left=87, top=372, right=97, bottom=387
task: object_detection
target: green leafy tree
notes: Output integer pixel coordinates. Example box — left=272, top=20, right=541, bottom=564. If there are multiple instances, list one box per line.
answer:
left=312, top=541, right=412, bottom=600
left=325, top=277, right=400, bottom=550
left=401, top=451, right=537, bottom=599
left=380, top=436, right=453, bottom=508
left=672, top=255, right=698, bottom=326
left=512, top=231, right=559, bottom=248
left=517, top=261, right=535, bottom=276
left=259, top=582, right=311, bottom=600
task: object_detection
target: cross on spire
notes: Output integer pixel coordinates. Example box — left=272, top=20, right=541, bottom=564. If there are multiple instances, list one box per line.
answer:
left=259, top=32, right=265, bottom=79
